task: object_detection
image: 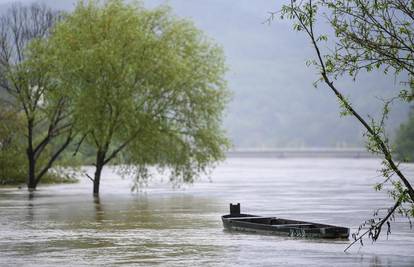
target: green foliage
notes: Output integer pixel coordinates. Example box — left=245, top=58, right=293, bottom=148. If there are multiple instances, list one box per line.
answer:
left=281, top=0, right=414, bottom=94
left=41, top=0, right=230, bottom=186
left=338, top=96, right=353, bottom=117
left=395, top=82, right=414, bottom=162
left=395, top=108, right=414, bottom=162
left=0, top=105, right=27, bottom=184
left=322, top=0, right=414, bottom=79
left=0, top=104, right=77, bottom=185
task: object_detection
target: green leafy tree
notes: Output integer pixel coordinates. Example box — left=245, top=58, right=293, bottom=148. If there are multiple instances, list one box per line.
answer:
left=279, top=0, right=414, bottom=250
left=42, top=0, right=230, bottom=195
left=0, top=3, right=74, bottom=190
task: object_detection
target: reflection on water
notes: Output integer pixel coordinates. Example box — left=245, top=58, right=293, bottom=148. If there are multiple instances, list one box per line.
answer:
left=0, top=158, right=413, bottom=266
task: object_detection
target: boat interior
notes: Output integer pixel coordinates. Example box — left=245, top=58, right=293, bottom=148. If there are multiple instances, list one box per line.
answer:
left=223, top=215, right=322, bottom=228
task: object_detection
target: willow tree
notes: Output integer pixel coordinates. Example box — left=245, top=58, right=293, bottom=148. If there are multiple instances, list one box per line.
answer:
left=42, top=0, right=230, bottom=195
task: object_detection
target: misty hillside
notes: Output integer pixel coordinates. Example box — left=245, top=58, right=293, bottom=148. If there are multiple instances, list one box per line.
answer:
left=0, top=0, right=410, bottom=148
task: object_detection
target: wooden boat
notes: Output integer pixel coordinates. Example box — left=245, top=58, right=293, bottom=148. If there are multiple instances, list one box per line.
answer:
left=222, top=203, right=349, bottom=239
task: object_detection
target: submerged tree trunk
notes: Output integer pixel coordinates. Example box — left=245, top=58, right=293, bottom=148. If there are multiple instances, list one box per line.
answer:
left=27, top=150, right=36, bottom=190
left=27, top=120, right=36, bottom=191
left=93, top=167, right=102, bottom=196
left=93, top=150, right=106, bottom=196
left=90, top=137, right=136, bottom=196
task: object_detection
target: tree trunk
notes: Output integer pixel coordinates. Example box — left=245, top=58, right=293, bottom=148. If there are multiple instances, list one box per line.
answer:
left=93, top=150, right=106, bottom=196
left=27, top=120, right=36, bottom=191
left=93, top=165, right=102, bottom=196
left=27, top=156, right=37, bottom=191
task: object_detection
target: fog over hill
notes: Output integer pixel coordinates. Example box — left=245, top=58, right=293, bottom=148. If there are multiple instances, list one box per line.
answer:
left=0, top=0, right=410, bottom=149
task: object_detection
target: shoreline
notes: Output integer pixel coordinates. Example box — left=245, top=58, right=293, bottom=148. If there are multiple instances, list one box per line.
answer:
left=226, top=148, right=379, bottom=158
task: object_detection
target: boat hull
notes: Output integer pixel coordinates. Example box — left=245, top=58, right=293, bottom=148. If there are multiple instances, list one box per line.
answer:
left=222, top=213, right=349, bottom=239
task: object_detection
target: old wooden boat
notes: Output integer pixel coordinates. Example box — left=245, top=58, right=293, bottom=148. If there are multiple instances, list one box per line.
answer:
left=222, top=203, right=349, bottom=239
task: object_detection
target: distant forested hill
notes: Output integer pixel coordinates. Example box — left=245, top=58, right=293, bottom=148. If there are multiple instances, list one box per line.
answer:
left=0, top=0, right=409, bottom=148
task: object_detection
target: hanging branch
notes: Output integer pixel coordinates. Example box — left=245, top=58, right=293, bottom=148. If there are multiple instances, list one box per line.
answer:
left=280, top=0, right=414, bottom=250
left=288, top=0, right=414, bottom=203
left=344, top=199, right=401, bottom=252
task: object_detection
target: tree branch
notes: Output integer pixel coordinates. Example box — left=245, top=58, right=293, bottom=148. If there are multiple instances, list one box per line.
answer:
left=292, top=0, right=414, bottom=203
left=103, top=128, right=142, bottom=165
left=84, top=172, right=94, bottom=183
left=344, top=199, right=401, bottom=252
left=72, top=132, right=89, bottom=156
left=34, top=129, right=73, bottom=185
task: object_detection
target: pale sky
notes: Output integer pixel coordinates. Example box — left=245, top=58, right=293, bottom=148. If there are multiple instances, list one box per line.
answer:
left=0, top=0, right=410, bottom=148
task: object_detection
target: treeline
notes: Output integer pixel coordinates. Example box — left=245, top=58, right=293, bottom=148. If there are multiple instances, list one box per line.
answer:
left=0, top=0, right=230, bottom=195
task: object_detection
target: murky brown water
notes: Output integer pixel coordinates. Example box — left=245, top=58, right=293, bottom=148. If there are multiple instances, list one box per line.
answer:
left=0, top=158, right=413, bottom=266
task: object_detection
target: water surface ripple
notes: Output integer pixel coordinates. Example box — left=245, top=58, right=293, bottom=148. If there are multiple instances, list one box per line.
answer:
left=0, top=158, right=413, bottom=266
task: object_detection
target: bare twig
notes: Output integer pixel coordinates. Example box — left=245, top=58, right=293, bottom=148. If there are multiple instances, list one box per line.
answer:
left=84, top=172, right=94, bottom=183
left=344, top=199, right=401, bottom=252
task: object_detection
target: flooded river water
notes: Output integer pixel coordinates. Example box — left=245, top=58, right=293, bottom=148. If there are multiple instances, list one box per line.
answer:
left=0, top=158, right=414, bottom=266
